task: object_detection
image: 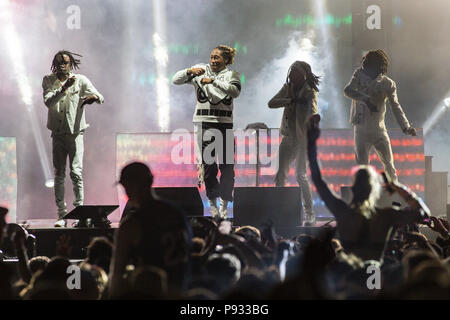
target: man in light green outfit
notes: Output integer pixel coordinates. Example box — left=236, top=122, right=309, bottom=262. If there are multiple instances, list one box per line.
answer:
left=42, top=50, right=104, bottom=227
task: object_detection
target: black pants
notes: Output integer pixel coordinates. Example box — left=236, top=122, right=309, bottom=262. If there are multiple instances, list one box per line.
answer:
left=198, top=122, right=235, bottom=201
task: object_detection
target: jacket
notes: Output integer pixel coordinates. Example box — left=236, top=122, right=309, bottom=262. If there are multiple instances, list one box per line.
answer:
left=42, top=73, right=104, bottom=134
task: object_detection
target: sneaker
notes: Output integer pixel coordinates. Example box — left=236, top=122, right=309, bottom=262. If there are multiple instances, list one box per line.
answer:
left=303, top=214, right=316, bottom=227
left=219, top=199, right=229, bottom=219
left=209, top=198, right=219, bottom=219
left=54, top=219, right=67, bottom=228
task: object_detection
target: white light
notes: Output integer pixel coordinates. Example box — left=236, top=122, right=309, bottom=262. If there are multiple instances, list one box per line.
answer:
left=152, top=0, right=170, bottom=132
left=312, top=0, right=346, bottom=128
left=444, top=97, right=450, bottom=108
left=45, top=179, right=55, bottom=188
left=1, top=0, right=54, bottom=186
left=300, top=38, right=313, bottom=50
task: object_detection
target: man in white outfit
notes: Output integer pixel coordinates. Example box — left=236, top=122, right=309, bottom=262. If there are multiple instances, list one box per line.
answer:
left=42, top=51, right=104, bottom=227
left=172, top=45, right=241, bottom=219
left=268, top=61, right=320, bottom=226
left=344, top=49, right=416, bottom=183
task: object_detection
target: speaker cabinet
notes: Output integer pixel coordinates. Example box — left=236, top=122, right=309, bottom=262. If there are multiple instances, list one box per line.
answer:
left=154, top=187, right=204, bottom=216
left=233, top=187, right=303, bottom=237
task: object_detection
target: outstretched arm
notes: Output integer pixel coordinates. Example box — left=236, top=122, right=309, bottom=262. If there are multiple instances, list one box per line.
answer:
left=307, top=116, right=348, bottom=218
left=172, top=66, right=205, bottom=85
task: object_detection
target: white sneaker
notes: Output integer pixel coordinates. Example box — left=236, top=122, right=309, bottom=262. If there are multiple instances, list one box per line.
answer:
left=303, top=214, right=316, bottom=227
left=54, top=219, right=67, bottom=228
left=209, top=198, right=219, bottom=218
left=219, top=199, right=229, bottom=219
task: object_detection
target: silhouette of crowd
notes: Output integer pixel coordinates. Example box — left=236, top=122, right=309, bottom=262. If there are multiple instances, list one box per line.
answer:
left=0, top=143, right=449, bottom=300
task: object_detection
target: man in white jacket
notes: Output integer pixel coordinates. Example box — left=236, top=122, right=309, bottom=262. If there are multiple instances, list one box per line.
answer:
left=173, top=45, right=241, bottom=219
left=268, top=61, right=320, bottom=226
left=42, top=50, right=104, bottom=227
left=344, top=49, right=416, bottom=182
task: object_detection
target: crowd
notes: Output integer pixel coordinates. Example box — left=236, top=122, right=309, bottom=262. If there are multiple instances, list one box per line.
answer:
left=0, top=124, right=449, bottom=300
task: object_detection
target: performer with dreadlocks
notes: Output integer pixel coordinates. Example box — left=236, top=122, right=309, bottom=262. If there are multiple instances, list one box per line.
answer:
left=42, top=50, right=104, bottom=227
left=344, top=49, right=416, bottom=182
left=172, top=45, right=241, bottom=219
left=268, top=61, right=320, bottom=226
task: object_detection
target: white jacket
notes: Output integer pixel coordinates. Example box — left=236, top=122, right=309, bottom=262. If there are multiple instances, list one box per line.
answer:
left=42, top=72, right=104, bottom=135
left=172, top=64, right=241, bottom=124
left=344, top=67, right=411, bottom=131
left=268, top=82, right=318, bottom=139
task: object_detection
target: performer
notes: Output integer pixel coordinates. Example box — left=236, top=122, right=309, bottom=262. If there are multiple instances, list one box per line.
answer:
left=172, top=45, right=241, bottom=219
left=344, top=49, right=416, bottom=182
left=268, top=61, right=320, bottom=226
left=42, top=50, right=104, bottom=227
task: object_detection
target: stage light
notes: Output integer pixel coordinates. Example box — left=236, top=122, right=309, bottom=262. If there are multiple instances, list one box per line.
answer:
left=444, top=97, right=450, bottom=107
left=0, top=0, right=54, bottom=190
left=152, top=0, right=171, bottom=132
left=313, top=0, right=346, bottom=128
left=423, top=94, right=450, bottom=135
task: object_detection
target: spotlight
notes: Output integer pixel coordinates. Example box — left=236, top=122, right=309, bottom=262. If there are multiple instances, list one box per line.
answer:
left=423, top=94, right=450, bottom=135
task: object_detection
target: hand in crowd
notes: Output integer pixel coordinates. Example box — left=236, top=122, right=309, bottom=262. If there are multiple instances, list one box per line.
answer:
left=428, top=216, right=449, bottom=237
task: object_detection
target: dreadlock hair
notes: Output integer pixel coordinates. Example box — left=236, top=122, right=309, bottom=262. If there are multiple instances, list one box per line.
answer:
left=214, top=45, right=236, bottom=65
left=286, top=61, right=320, bottom=92
left=51, top=50, right=82, bottom=73
left=361, top=49, right=389, bottom=75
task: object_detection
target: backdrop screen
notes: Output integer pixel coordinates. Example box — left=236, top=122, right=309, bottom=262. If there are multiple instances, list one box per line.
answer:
left=0, top=137, right=17, bottom=223
left=115, top=129, right=424, bottom=220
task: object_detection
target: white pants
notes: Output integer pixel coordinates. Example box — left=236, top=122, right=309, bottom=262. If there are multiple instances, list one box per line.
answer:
left=354, top=126, right=397, bottom=182
left=52, top=133, right=84, bottom=218
left=275, top=134, right=313, bottom=216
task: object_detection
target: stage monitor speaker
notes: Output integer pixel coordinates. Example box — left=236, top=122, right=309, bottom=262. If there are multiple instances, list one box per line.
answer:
left=154, top=187, right=204, bottom=216
left=233, top=187, right=302, bottom=237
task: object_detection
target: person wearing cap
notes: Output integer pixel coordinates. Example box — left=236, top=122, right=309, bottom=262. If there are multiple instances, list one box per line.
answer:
left=268, top=61, right=320, bottom=226
left=109, top=162, right=192, bottom=296
left=172, top=45, right=241, bottom=219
